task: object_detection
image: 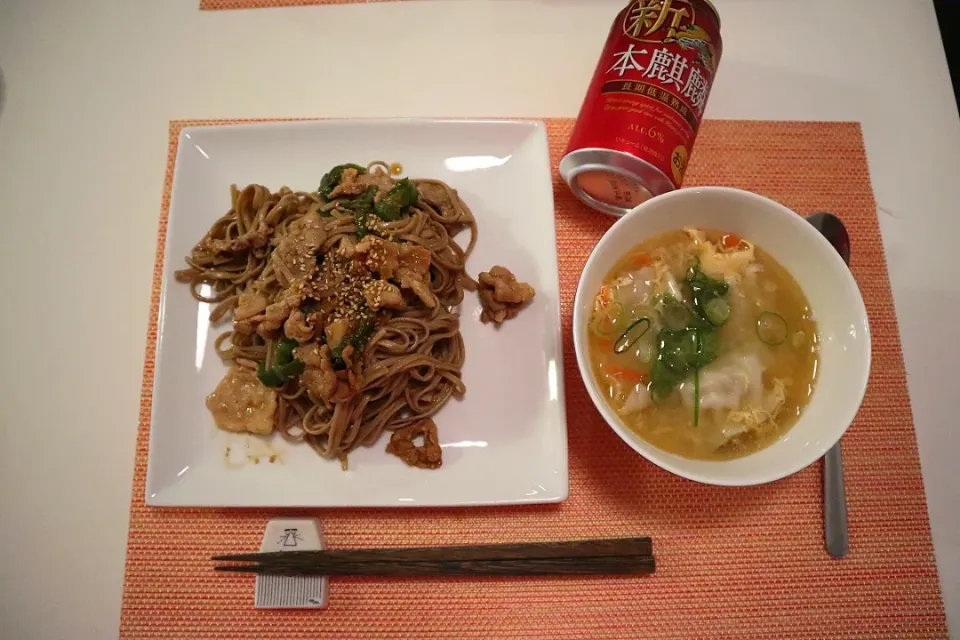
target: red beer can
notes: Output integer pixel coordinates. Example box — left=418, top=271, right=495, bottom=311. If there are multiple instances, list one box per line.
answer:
left=561, top=0, right=722, bottom=216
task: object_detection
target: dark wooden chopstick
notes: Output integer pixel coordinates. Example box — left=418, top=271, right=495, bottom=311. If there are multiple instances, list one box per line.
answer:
left=215, top=536, right=652, bottom=563
left=213, top=537, right=655, bottom=577
left=216, top=556, right=655, bottom=577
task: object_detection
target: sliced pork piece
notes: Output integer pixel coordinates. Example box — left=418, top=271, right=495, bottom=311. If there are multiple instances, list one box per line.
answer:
left=477, top=266, right=536, bottom=325
left=258, top=283, right=305, bottom=337
left=283, top=309, right=316, bottom=343
left=295, top=343, right=354, bottom=403
left=396, top=244, right=435, bottom=307
left=363, top=280, right=404, bottom=310
left=235, top=292, right=267, bottom=321
left=272, top=211, right=327, bottom=285
left=354, top=236, right=400, bottom=280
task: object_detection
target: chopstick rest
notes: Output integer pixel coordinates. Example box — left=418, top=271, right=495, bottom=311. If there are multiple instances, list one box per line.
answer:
left=253, top=518, right=328, bottom=610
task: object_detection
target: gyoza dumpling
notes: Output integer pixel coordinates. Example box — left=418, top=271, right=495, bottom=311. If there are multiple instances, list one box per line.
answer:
left=679, top=352, right=764, bottom=411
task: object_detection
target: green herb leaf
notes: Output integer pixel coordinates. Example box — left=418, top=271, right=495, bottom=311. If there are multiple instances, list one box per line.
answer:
left=373, top=178, right=419, bottom=221
left=659, top=328, right=699, bottom=373
left=344, top=185, right=377, bottom=213
left=351, top=317, right=376, bottom=349
left=649, top=355, right=684, bottom=402
left=330, top=317, right=377, bottom=370
left=345, top=186, right=379, bottom=239
left=355, top=213, right=370, bottom=239
left=694, top=328, right=721, bottom=368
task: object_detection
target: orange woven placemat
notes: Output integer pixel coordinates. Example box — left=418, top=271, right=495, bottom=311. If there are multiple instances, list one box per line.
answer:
left=121, top=119, right=947, bottom=639
left=201, top=0, right=404, bottom=9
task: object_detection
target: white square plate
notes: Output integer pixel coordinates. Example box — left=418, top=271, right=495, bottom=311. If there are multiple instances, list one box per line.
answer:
left=146, top=119, right=568, bottom=507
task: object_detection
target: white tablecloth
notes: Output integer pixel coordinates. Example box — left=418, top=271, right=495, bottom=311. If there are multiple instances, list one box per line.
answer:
left=1, top=0, right=957, bottom=637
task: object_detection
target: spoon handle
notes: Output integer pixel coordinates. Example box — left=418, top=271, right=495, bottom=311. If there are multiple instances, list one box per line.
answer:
left=824, top=442, right=849, bottom=557
left=806, top=211, right=852, bottom=558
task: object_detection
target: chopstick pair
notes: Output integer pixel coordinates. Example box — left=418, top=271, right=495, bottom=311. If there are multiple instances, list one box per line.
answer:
left=213, top=536, right=655, bottom=577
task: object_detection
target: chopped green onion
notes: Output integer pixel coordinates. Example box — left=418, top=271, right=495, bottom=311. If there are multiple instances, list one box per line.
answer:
left=686, top=261, right=730, bottom=327
left=257, top=361, right=286, bottom=388
left=648, top=258, right=731, bottom=426
left=277, top=359, right=304, bottom=378
left=275, top=338, right=298, bottom=366
left=592, top=302, right=625, bottom=337
left=692, top=328, right=704, bottom=426
left=613, top=317, right=651, bottom=354
left=258, top=338, right=306, bottom=387
left=703, top=297, right=730, bottom=327
left=757, top=311, right=788, bottom=345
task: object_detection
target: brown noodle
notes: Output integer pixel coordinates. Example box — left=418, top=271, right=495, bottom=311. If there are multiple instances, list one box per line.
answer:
left=175, top=163, right=477, bottom=464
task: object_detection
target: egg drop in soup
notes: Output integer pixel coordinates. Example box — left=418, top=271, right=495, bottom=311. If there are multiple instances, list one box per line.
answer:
left=588, top=229, right=819, bottom=460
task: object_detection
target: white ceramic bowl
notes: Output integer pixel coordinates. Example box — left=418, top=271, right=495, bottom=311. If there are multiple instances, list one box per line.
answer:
left=573, top=187, right=871, bottom=486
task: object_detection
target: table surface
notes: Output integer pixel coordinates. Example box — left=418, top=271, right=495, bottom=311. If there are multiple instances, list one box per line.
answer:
left=1, top=0, right=957, bottom=637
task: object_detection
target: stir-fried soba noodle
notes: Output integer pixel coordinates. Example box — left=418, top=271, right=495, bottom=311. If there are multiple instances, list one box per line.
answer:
left=176, top=162, right=481, bottom=468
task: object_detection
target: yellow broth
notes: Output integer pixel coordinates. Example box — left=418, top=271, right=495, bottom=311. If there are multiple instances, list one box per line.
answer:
left=588, top=229, right=818, bottom=460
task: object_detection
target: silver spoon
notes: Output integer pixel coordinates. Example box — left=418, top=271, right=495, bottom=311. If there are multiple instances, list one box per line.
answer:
left=806, top=212, right=850, bottom=558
